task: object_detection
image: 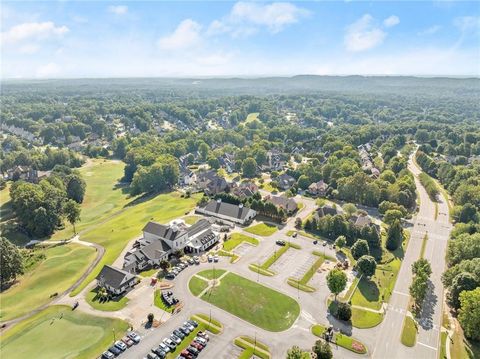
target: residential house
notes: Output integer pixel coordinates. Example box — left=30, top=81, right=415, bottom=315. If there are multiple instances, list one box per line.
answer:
left=232, top=181, right=258, bottom=199
left=265, top=195, right=298, bottom=215
left=307, top=180, right=328, bottom=197
left=6, top=166, right=51, bottom=183
left=96, top=265, right=137, bottom=295
left=196, top=199, right=256, bottom=225
left=314, top=204, right=339, bottom=221
left=349, top=213, right=381, bottom=233
left=276, top=173, right=296, bottom=190
left=197, top=170, right=228, bottom=195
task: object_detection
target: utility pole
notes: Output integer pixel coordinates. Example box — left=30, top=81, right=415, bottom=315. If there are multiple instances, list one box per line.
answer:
left=112, top=328, right=116, bottom=343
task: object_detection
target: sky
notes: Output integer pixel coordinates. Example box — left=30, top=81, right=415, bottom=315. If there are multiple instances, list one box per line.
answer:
left=1, top=1, right=479, bottom=78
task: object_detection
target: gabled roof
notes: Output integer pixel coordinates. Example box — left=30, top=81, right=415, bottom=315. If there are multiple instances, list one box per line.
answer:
left=96, top=265, right=136, bottom=290
left=142, top=221, right=187, bottom=241
left=315, top=205, right=338, bottom=218
left=266, top=195, right=298, bottom=212
left=201, top=200, right=254, bottom=221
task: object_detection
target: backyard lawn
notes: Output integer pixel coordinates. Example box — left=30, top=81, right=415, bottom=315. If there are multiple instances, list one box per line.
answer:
left=193, top=271, right=300, bottom=331
left=244, top=222, right=278, bottom=237
left=71, top=191, right=201, bottom=296
left=223, top=233, right=259, bottom=251
left=0, top=244, right=96, bottom=321
left=0, top=305, right=129, bottom=359
left=85, top=288, right=129, bottom=311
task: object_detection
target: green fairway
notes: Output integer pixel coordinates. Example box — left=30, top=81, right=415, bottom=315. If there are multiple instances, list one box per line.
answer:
left=85, top=288, right=129, bottom=311
left=194, top=271, right=299, bottom=331
left=0, top=244, right=96, bottom=321
left=71, top=191, right=201, bottom=296
left=244, top=222, right=278, bottom=236
left=0, top=305, right=129, bottom=359
left=223, top=233, right=259, bottom=251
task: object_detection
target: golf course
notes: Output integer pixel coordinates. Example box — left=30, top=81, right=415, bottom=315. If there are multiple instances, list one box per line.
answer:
left=0, top=305, right=129, bottom=359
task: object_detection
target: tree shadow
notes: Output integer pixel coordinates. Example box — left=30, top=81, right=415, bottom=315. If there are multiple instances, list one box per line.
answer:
left=326, top=311, right=353, bottom=336
left=417, top=279, right=437, bottom=331
left=357, top=278, right=380, bottom=303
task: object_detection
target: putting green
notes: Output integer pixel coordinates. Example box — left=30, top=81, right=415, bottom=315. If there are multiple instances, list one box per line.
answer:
left=1, top=305, right=129, bottom=359
left=193, top=271, right=300, bottom=332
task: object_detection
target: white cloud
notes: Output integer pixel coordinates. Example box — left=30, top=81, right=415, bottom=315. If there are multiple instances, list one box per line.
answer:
left=383, top=15, right=400, bottom=28
left=18, top=43, right=40, bottom=54
left=454, top=16, right=480, bottom=33
left=157, top=19, right=202, bottom=50
left=208, top=1, right=309, bottom=37
left=108, top=5, right=128, bottom=15
left=1, top=21, right=69, bottom=44
left=36, top=62, right=61, bottom=78
left=344, top=14, right=386, bottom=52
left=418, top=25, right=441, bottom=36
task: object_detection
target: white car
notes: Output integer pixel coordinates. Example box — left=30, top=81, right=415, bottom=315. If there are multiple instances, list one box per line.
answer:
left=127, top=331, right=141, bottom=343
left=114, top=340, right=127, bottom=351
left=207, top=255, right=213, bottom=262
left=194, top=336, right=207, bottom=346
left=158, top=342, right=170, bottom=353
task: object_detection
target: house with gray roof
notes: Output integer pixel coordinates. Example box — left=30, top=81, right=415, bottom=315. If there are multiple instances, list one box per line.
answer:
left=195, top=199, right=256, bottom=225
left=265, top=194, right=298, bottom=215
left=96, top=265, right=137, bottom=295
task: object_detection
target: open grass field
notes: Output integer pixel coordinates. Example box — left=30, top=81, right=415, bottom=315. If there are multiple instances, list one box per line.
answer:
left=197, top=269, right=226, bottom=280
left=351, top=259, right=401, bottom=310
left=188, top=276, right=209, bottom=296
left=85, top=288, right=129, bottom=311
left=401, top=316, right=417, bottom=347
left=311, top=324, right=367, bottom=354
left=244, top=222, right=278, bottom=236
left=71, top=191, right=201, bottom=296
left=0, top=244, right=96, bottom=321
left=195, top=271, right=300, bottom=331
left=223, top=233, right=258, bottom=251
left=0, top=305, right=129, bottom=359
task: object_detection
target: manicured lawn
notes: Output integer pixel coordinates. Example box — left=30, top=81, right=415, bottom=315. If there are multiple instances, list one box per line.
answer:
left=196, top=272, right=300, bottom=331
left=244, top=222, right=278, bottom=237
left=216, top=249, right=239, bottom=263
left=189, top=276, right=209, bottom=296
left=0, top=305, right=129, bottom=359
left=260, top=181, right=277, bottom=193
left=0, top=244, right=96, bottom=321
left=401, top=316, right=417, bottom=347
left=138, top=268, right=158, bottom=278
left=154, top=289, right=175, bottom=313
left=351, top=259, right=400, bottom=311
left=71, top=191, right=201, bottom=296
left=183, top=215, right=201, bottom=225
left=85, top=288, right=129, bottom=311
left=223, top=233, right=258, bottom=251
left=197, top=269, right=226, bottom=280
left=250, top=242, right=301, bottom=276
left=328, top=300, right=383, bottom=329
left=311, top=324, right=367, bottom=354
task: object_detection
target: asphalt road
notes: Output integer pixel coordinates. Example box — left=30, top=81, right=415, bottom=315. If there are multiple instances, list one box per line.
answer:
left=372, top=154, right=451, bottom=359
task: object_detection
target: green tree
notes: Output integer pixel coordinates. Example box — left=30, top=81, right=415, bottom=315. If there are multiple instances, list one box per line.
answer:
left=159, top=260, right=170, bottom=273
left=66, top=174, right=86, bottom=203
left=198, top=142, right=210, bottom=161
left=327, top=268, right=347, bottom=300
left=356, top=255, right=377, bottom=277
left=335, top=235, right=346, bottom=250
left=0, top=237, right=24, bottom=287
left=297, top=175, right=310, bottom=190
left=342, top=203, right=357, bottom=217
left=458, top=288, right=480, bottom=341
left=64, top=199, right=81, bottom=234
left=412, top=258, right=432, bottom=277
left=383, top=209, right=403, bottom=226
left=286, top=345, right=304, bottom=359
left=336, top=302, right=352, bottom=321
left=242, top=157, right=257, bottom=178
left=447, top=272, right=478, bottom=310
left=386, top=219, right=403, bottom=250
left=312, top=339, right=332, bottom=359
left=351, top=239, right=369, bottom=260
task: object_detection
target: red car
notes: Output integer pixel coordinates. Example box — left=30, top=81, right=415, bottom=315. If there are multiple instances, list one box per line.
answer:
left=122, top=337, right=134, bottom=347
left=190, top=341, right=204, bottom=351
left=180, top=349, right=193, bottom=359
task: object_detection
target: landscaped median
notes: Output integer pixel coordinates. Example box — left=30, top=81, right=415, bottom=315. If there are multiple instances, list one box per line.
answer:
left=85, top=287, right=129, bottom=311
left=311, top=324, right=367, bottom=354
left=401, top=315, right=417, bottom=347
left=287, top=251, right=335, bottom=292
left=328, top=300, right=383, bottom=329
left=165, top=314, right=223, bottom=358
left=249, top=241, right=301, bottom=276
left=223, top=233, right=259, bottom=251
left=235, top=335, right=271, bottom=359
left=189, top=271, right=300, bottom=331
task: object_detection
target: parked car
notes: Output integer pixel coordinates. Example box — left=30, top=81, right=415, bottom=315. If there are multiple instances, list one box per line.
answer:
left=186, top=346, right=199, bottom=357
left=170, top=334, right=182, bottom=344
left=165, top=272, right=175, bottom=280
left=193, top=256, right=200, bottom=264
left=114, top=340, right=127, bottom=351
left=275, top=240, right=286, bottom=246
left=152, top=346, right=166, bottom=358
left=323, top=241, right=328, bottom=246
left=158, top=342, right=170, bottom=353
left=197, top=331, right=209, bottom=341
left=173, top=329, right=186, bottom=339
left=184, top=322, right=195, bottom=331
left=194, top=336, right=207, bottom=346
left=213, top=255, right=219, bottom=262
left=187, top=319, right=198, bottom=327
left=122, top=337, right=134, bottom=347
left=207, top=255, right=213, bottom=262
left=164, top=338, right=177, bottom=351
left=190, top=341, right=204, bottom=351
left=108, top=346, right=121, bottom=356
left=187, top=258, right=195, bottom=265
left=102, top=351, right=115, bottom=359
left=127, top=331, right=141, bottom=343
left=292, top=232, right=298, bottom=238
left=180, top=349, right=194, bottom=359
left=146, top=353, right=159, bottom=359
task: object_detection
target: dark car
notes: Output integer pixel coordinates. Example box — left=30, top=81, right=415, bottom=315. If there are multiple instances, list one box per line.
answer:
left=108, top=345, right=121, bottom=356
left=186, top=346, right=199, bottom=357
left=152, top=346, right=167, bottom=358
left=276, top=240, right=286, bottom=246
left=165, top=273, right=175, bottom=280
left=179, top=326, right=191, bottom=335
left=173, top=329, right=186, bottom=339
left=180, top=349, right=194, bottom=359
left=187, top=319, right=198, bottom=328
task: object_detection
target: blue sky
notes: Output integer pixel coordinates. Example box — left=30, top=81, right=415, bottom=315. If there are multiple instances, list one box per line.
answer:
left=1, top=1, right=479, bottom=78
